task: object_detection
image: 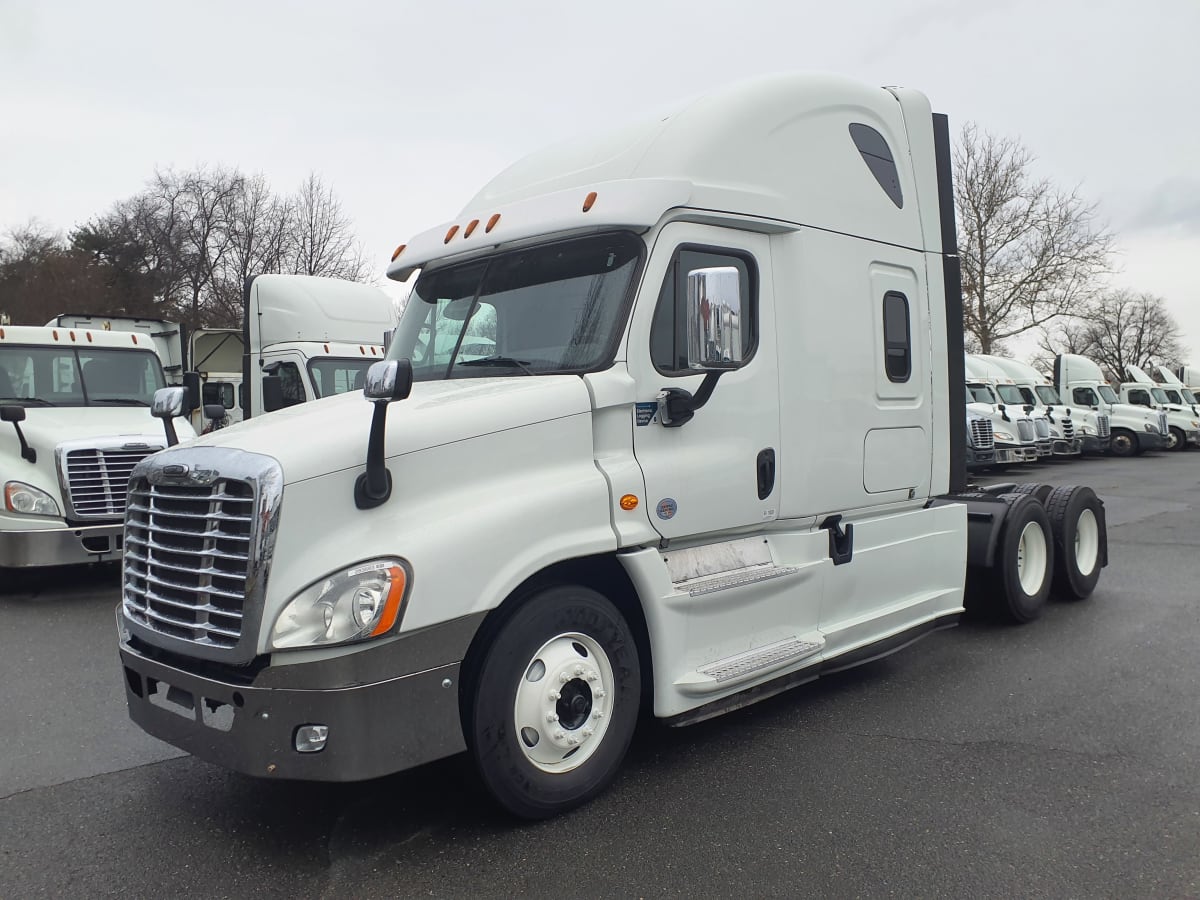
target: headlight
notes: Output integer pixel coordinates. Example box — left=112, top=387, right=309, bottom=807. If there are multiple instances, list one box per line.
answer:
left=270, top=558, right=410, bottom=650
left=1078, top=425, right=1092, bottom=435
left=1191, top=421, right=1199, bottom=429
left=994, top=430, right=1015, bottom=442
left=3, top=481, right=61, bottom=517
left=1144, top=424, right=1157, bottom=433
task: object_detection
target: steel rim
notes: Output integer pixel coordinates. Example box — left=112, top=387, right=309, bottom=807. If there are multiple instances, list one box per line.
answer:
left=513, top=632, right=615, bottom=773
left=1016, top=520, right=1049, bottom=595
left=1074, top=508, right=1099, bottom=576
left=1167, top=430, right=1180, bottom=450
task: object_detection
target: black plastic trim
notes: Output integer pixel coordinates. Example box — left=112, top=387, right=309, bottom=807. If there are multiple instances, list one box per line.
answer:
left=933, top=112, right=967, bottom=494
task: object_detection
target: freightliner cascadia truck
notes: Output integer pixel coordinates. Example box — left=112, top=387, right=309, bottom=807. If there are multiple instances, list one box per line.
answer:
left=116, top=75, right=1109, bottom=818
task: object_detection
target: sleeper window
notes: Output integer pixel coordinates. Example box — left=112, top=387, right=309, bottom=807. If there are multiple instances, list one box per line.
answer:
left=882, top=291, right=911, bottom=382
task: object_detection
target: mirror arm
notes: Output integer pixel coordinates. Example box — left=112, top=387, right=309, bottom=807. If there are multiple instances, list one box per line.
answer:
left=162, top=418, right=179, bottom=448
left=7, top=422, right=36, bottom=464
left=658, top=371, right=725, bottom=428
left=354, top=401, right=393, bottom=509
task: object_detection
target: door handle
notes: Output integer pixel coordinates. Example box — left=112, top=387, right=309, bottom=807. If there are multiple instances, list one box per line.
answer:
left=820, top=514, right=854, bottom=566
left=756, top=448, right=776, bottom=500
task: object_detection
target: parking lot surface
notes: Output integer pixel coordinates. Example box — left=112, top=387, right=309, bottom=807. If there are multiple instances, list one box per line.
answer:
left=2, top=453, right=1198, bottom=898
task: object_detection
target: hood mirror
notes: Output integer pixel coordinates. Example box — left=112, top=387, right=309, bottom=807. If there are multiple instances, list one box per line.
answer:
left=356, top=359, right=414, bottom=509
left=1, top=404, right=35, bottom=463
left=151, top=386, right=186, bottom=447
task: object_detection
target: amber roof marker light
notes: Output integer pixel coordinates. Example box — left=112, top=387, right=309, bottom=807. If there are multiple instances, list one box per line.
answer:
left=485, top=213, right=501, bottom=233
left=444, top=225, right=460, bottom=244
left=582, top=191, right=597, bottom=212
left=391, top=244, right=407, bottom=261
left=464, top=219, right=479, bottom=238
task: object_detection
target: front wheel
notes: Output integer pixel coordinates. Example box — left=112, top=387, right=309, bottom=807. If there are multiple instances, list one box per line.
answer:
left=1109, top=429, right=1137, bottom=457
left=465, top=584, right=641, bottom=819
left=1168, top=427, right=1185, bottom=452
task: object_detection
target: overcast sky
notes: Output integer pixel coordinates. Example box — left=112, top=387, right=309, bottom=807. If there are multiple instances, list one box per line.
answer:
left=3, top=0, right=1198, bottom=363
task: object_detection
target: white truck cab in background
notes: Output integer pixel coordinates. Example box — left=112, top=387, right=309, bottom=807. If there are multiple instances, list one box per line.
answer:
left=968, top=354, right=1058, bottom=458
left=1154, top=365, right=1200, bottom=417
left=963, top=356, right=1038, bottom=464
left=240, top=275, right=396, bottom=425
left=116, top=75, right=1110, bottom=819
left=1119, top=364, right=1199, bottom=451
left=0, top=323, right=195, bottom=567
left=1054, top=354, right=1166, bottom=457
left=976, top=354, right=1101, bottom=456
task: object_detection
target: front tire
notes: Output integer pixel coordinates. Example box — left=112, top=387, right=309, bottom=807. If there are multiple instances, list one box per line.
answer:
left=465, top=584, right=640, bottom=819
left=1109, top=429, right=1137, bottom=457
left=1168, top=426, right=1185, bottom=452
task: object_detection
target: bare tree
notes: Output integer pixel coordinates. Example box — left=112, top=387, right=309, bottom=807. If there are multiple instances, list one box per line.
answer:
left=213, top=172, right=291, bottom=324
left=1041, top=290, right=1186, bottom=377
left=955, top=123, right=1114, bottom=354
left=286, top=174, right=371, bottom=281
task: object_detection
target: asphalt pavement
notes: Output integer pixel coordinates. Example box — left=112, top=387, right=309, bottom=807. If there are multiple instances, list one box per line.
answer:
left=2, top=452, right=1198, bottom=898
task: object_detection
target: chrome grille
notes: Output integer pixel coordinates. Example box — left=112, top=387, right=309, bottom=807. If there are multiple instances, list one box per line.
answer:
left=1034, top=418, right=1051, bottom=439
left=1158, top=412, right=1168, bottom=435
left=970, top=418, right=994, bottom=450
left=1061, top=418, right=1075, bottom=439
left=122, top=479, right=254, bottom=648
left=1097, top=415, right=1111, bottom=437
left=1016, top=418, right=1036, bottom=442
left=63, top=446, right=161, bottom=519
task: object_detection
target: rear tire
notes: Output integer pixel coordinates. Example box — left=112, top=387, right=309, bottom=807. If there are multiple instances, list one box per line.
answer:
left=989, top=494, right=1055, bottom=624
left=1045, top=486, right=1106, bottom=600
left=1007, top=482, right=1053, bottom=505
left=465, top=584, right=640, bottom=819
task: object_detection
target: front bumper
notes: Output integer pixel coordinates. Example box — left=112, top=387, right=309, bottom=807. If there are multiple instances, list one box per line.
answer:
left=965, top=447, right=996, bottom=470
left=1080, top=434, right=1110, bottom=455
left=118, top=614, right=478, bottom=782
left=1051, top=438, right=1082, bottom=456
left=1186, top=430, right=1200, bottom=448
left=994, top=443, right=1037, bottom=464
left=0, top=521, right=123, bottom=568
left=1138, top=431, right=1168, bottom=452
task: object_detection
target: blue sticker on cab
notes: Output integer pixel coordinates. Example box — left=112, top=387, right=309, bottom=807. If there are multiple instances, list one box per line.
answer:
left=635, top=402, right=658, bottom=426
left=656, top=498, right=677, bottom=520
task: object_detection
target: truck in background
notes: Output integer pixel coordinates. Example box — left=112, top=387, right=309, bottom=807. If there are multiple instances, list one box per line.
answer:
left=1153, top=366, right=1199, bottom=417
left=1054, top=354, right=1165, bottom=457
left=963, top=355, right=1038, bottom=465
left=968, top=355, right=1058, bottom=458
left=975, top=354, right=1104, bottom=456
left=117, top=75, right=1109, bottom=819
left=0, top=323, right=196, bottom=568
left=1118, top=364, right=1200, bottom=451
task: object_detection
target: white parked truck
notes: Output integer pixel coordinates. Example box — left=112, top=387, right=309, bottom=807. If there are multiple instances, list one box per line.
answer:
left=975, top=354, right=1102, bottom=456
left=1118, top=364, right=1199, bottom=451
left=1176, top=365, right=1200, bottom=393
left=1055, top=354, right=1166, bottom=457
left=0, top=323, right=196, bottom=567
left=968, top=354, right=1058, bottom=458
left=963, top=356, right=1038, bottom=464
left=116, top=75, right=1109, bottom=819
left=1153, top=365, right=1199, bottom=417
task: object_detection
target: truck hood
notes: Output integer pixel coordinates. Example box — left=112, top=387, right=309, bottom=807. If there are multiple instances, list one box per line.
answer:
left=184, top=376, right=595, bottom=484
left=1, top=406, right=192, bottom=454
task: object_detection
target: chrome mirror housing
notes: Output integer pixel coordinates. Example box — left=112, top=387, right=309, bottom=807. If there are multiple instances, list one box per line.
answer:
left=686, top=266, right=744, bottom=370
left=363, top=360, right=414, bottom=403
left=152, top=387, right=185, bottom=420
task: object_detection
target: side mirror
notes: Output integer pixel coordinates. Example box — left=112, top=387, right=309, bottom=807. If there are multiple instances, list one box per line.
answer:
left=261, top=375, right=285, bottom=413
left=1, top=404, right=35, bottom=463
left=203, top=403, right=226, bottom=421
left=182, top=372, right=201, bottom=413
left=686, top=267, right=744, bottom=370
left=356, top=359, right=414, bottom=509
left=151, top=387, right=185, bottom=447
left=364, top=359, right=414, bottom=402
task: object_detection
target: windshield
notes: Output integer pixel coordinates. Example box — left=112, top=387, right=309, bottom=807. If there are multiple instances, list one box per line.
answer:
left=967, top=382, right=996, bottom=404
left=0, top=345, right=165, bottom=407
left=307, top=358, right=378, bottom=398
left=1035, top=385, right=1061, bottom=404
left=1164, top=388, right=1182, bottom=404
left=1185, top=389, right=1198, bottom=405
left=1151, top=387, right=1169, bottom=404
left=389, top=233, right=643, bottom=381
left=996, top=384, right=1025, bottom=404
left=1098, top=384, right=1119, bottom=403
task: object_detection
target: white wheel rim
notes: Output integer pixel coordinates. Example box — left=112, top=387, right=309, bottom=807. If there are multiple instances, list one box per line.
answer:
left=513, top=632, right=615, bottom=773
left=1016, top=520, right=1048, bottom=595
left=1074, top=508, right=1099, bottom=577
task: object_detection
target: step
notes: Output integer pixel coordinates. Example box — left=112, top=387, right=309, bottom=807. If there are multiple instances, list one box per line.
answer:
left=676, top=564, right=800, bottom=597
left=676, top=635, right=823, bottom=694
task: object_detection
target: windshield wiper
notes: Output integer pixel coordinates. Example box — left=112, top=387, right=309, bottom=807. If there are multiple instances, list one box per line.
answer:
left=88, top=398, right=151, bottom=406
left=456, top=356, right=536, bottom=375
left=0, top=397, right=56, bottom=407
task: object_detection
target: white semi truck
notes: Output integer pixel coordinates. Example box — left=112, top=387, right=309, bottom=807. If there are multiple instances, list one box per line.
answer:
left=1054, top=354, right=1166, bottom=457
left=975, top=354, right=1104, bottom=456
left=0, top=324, right=196, bottom=567
left=1154, top=366, right=1199, bottom=416
left=963, top=356, right=1038, bottom=464
left=116, top=75, right=1109, bottom=818
left=968, top=355, right=1058, bottom=458
left=1117, top=364, right=1199, bottom=451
